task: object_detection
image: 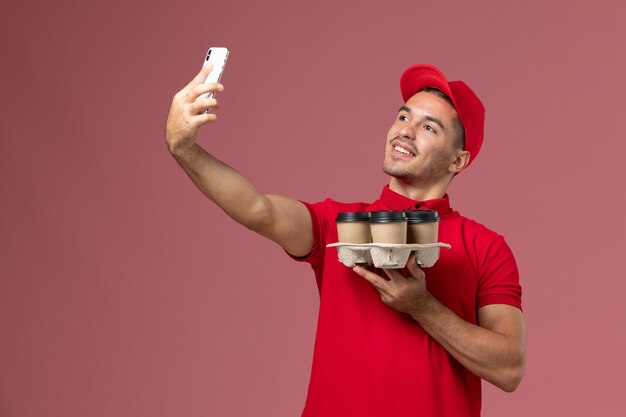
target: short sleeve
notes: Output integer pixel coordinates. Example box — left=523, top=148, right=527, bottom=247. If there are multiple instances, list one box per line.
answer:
left=286, top=199, right=336, bottom=269
left=477, top=235, right=522, bottom=311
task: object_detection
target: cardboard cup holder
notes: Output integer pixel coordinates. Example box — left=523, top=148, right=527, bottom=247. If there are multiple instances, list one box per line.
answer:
left=326, top=242, right=451, bottom=269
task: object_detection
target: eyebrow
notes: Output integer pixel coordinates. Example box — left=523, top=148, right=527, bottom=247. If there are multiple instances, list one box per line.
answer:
left=398, top=106, right=446, bottom=130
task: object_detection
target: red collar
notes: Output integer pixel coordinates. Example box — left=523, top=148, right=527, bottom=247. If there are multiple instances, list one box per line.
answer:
left=377, top=185, right=453, bottom=214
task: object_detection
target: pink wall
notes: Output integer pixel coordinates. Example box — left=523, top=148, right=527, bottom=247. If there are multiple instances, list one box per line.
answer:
left=2, top=0, right=625, bottom=416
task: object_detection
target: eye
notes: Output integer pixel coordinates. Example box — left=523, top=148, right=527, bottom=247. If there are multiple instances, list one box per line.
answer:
left=398, top=114, right=409, bottom=122
left=424, top=124, right=437, bottom=134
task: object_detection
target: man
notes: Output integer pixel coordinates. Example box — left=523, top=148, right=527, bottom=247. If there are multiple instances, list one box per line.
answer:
left=165, top=63, right=525, bottom=417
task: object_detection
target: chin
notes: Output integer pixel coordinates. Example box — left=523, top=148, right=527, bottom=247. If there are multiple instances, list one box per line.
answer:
left=382, top=162, right=415, bottom=180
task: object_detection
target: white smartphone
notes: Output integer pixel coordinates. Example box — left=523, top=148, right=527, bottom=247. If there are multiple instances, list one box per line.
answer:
left=199, top=47, right=229, bottom=103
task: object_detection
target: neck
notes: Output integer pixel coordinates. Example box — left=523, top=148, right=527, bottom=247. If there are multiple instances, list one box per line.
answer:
left=388, top=176, right=450, bottom=201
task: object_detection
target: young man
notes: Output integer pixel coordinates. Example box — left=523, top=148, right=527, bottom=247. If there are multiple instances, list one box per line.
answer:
left=165, top=63, right=525, bottom=417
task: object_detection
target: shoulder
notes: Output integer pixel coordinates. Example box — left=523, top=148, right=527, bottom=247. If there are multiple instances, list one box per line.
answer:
left=305, top=197, right=371, bottom=218
left=447, top=210, right=506, bottom=245
left=445, top=211, right=516, bottom=271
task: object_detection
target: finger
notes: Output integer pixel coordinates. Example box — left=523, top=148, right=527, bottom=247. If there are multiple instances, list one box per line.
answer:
left=382, top=268, right=405, bottom=281
left=187, top=82, right=224, bottom=102
left=189, top=98, right=218, bottom=115
left=353, top=266, right=388, bottom=291
left=191, top=111, right=218, bottom=126
left=182, top=63, right=213, bottom=92
left=406, top=255, right=423, bottom=278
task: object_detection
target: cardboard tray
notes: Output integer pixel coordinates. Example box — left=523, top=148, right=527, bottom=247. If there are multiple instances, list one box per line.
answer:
left=326, top=242, right=451, bottom=269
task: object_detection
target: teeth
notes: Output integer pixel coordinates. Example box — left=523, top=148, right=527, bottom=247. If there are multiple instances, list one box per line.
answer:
left=394, top=145, right=413, bottom=156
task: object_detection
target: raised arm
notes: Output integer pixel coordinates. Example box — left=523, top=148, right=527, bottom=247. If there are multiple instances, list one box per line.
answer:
left=165, top=65, right=313, bottom=257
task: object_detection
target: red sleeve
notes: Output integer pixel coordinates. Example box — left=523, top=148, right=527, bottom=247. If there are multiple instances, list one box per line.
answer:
left=476, top=235, right=523, bottom=311
left=285, top=199, right=336, bottom=269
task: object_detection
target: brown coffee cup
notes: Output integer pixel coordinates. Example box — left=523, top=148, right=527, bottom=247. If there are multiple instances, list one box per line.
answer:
left=405, top=210, right=440, bottom=244
left=336, top=212, right=371, bottom=243
left=370, top=211, right=407, bottom=244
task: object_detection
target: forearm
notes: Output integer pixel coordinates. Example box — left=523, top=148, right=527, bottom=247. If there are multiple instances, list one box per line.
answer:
left=171, top=143, right=270, bottom=230
left=164, top=72, right=313, bottom=255
left=410, top=295, right=525, bottom=392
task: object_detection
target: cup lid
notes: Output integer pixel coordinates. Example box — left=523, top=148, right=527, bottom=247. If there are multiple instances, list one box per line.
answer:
left=336, top=212, right=371, bottom=222
left=405, top=209, right=440, bottom=223
left=370, top=210, right=406, bottom=223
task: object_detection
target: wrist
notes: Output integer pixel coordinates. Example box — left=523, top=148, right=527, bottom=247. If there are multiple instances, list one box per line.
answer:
left=170, top=141, right=198, bottom=161
left=409, top=291, right=439, bottom=323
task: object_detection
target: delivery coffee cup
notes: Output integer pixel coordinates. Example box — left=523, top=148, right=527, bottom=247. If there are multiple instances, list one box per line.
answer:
left=405, top=210, right=440, bottom=244
left=370, top=211, right=407, bottom=244
left=336, top=212, right=372, bottom=243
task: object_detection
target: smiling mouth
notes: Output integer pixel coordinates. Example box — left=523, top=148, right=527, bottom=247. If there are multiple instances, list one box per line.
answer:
left=392, top=144, right=417, bottom=157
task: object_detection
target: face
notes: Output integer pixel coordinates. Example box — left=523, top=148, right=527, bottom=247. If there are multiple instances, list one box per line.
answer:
left=382, top=91, right=463, bottom=185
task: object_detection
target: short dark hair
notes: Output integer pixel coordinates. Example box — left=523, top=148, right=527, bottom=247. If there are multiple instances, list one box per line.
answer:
left=419, top=87, right=465, bottom=150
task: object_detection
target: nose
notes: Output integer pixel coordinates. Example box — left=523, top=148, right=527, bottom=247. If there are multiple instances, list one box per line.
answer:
left=397, top=124, right=415, bottom=140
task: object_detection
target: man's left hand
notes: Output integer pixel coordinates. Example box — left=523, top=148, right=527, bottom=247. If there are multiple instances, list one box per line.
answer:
left=354, top=254, right=526, bottom=392
left=353, top=255, right=432, bottom=316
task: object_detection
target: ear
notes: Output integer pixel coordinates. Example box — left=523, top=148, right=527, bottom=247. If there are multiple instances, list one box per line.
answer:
left=449, top=150, right=470, bottom=174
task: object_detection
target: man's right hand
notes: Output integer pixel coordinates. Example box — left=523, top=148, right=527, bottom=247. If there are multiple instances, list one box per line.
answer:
left=165, top=64, right=224, bottom=156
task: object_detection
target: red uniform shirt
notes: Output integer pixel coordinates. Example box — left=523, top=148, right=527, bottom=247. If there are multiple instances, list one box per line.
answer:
left=291, top=186, right=522, bottom=417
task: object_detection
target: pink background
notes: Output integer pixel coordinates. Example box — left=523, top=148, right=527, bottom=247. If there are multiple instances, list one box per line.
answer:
left=2, top=0, right=626, bottom=416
